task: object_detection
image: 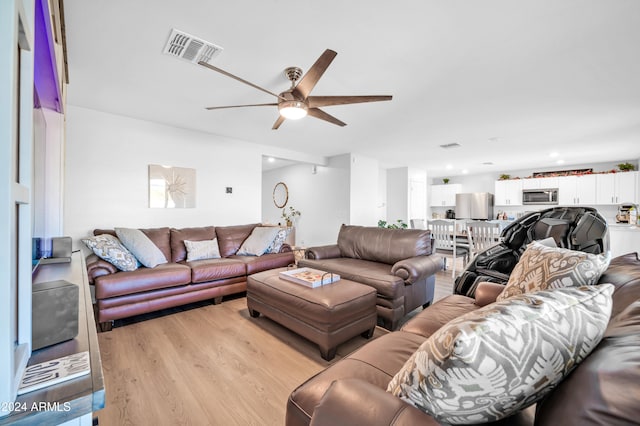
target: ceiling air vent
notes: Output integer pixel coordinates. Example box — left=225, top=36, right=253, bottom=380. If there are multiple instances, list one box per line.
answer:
left=163, top=29, right=223, bottom=65
left=439, top=143, right=461, bottom=149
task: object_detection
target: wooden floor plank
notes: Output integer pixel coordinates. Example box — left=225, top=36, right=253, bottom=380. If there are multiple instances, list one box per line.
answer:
left=96, top=269, right=455, bottom=425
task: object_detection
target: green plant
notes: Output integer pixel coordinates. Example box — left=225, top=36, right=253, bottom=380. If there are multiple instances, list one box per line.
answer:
left=281, top=206, right=301, bottom=223
left=499, top=174, right=511, bottom=180
left=378, top=219, right=408, bottom=229
left=442, top=178, right=450, bottom=184
left=618, top=162, right=635, bottom=171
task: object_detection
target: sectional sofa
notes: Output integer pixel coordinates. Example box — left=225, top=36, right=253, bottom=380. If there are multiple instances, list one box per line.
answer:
left=85, top=223, right=294, bottom=330
left=287, top=251, right=640, bottom=426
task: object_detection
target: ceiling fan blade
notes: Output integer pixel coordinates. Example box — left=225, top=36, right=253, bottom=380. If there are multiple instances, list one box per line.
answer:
left=307, top=108, right=346, bottom=127
left=307, top=95, right=392, bottom=108
left=292, top=49, right=337, bottom=100
left=205, top=103, right=277, bottom=110
left=198, top=61, right=286, bottom=100
left=272, top=115, right=285, bottom=130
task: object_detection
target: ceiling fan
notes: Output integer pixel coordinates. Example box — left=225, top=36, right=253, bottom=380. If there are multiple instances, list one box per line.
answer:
left=198, top=49, right=392, bottom=130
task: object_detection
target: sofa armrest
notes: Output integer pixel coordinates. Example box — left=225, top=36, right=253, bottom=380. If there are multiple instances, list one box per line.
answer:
left=86, top=253, right=117, bottom=284
left=310, top=378, right=437, bottom=426
left=305, top=244, right=341, bottom=260
left=391, top=254, right=443, bottom=284
left=474, top=282, right=506, bottom=307
left=279, top=243, right=293, bottom=253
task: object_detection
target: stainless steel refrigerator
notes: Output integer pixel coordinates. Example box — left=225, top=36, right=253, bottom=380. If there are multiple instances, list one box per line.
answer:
left=455, top=193, right=494, bottom=220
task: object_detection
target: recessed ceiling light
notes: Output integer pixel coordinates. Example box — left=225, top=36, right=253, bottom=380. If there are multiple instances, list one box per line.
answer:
left=267, top=157, right=275, bottom=163
left=556, top=159, right=565, bottom=165
left=462, top=169, right=469, bottom=174
left=550, top=152, right=559, bottom=158
left=446, top=164, right=453, bottom=170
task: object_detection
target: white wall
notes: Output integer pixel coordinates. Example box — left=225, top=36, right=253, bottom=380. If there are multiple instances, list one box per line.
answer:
left=350, top=154, right=379, bottom=226
left=386, top=167, right=409, bottom=224
left=65, top=106, right=270, bottom=248
left=262, top=154, right=350, bottom=247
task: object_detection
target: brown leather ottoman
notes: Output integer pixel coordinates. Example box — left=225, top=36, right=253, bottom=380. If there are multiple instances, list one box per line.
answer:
left=247, top=268, right=377, bottom=361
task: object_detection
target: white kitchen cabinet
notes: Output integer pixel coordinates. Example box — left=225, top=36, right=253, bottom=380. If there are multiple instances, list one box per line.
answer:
left=558, top=175, right=597, bottom=205
left=430, top=184, right=461, bottom=207
left=608, top=224, right=640, bottom=257
left=521, top=177, right=559, bottom=189
left=596, top=171, right=638, bottom=204
left=494, top=180, right=522, bottom=206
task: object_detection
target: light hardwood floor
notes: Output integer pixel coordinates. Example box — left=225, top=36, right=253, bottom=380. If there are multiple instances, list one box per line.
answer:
left=96, top=269, right=455, bottom=426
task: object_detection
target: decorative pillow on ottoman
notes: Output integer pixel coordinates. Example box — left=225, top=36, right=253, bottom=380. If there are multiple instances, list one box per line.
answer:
left=82, top=234, right=139, bottom=272
left=387, top=284, right=614, bottom=424
left=496, top=240, right=610, bottom=301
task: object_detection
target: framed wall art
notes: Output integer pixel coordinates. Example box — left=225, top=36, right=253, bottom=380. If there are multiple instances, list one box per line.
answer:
left=149, top=164, right=196, bottom=208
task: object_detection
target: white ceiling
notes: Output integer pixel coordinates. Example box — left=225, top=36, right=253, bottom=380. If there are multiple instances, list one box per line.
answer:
left=64, top=0, right=640, bottom=177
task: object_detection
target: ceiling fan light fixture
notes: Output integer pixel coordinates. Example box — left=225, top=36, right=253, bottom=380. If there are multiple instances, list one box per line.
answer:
left=278, top=100, right=308, bottom=120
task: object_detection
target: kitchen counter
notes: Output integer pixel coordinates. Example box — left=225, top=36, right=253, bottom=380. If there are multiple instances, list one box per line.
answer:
left=608, top=223, right=640, bottom=257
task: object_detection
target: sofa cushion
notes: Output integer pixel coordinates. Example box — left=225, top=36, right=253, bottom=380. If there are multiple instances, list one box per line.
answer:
left=188, top=258, right=246, bottom=284
left=337, top=225, right=432, bottom=265
left=388, top=284, right=614, bottom=424
left=115, top=227, right=168, bottom=268
left=298, top=257, right=403, bottom=299
left=497, top=240, right=610, bottom=301
left=400, top=294, right=480, bottom=338
left=215, top=223, right=260, bottom=257
left=229, top=252, right=294, bottom=275
left=535, top=298, right=640, bottom=426
left=184, top=238, right=221, bottom=261
left=83, top=234, right=139, bottom=272
left=94, top=262, right=191, bottom=298
left=170, top=226, right=216, bottom=262
left=287, top=330, right=427, bottom=426
left=236, top=226, right=280, bottom=256
left=597, top=252, right=640, bottom=317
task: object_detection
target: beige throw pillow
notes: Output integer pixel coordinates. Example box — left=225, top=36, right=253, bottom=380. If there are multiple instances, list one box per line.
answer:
left=115, top=227, right=167, bottom=268
left=236, top=227, right=280, bottom=256
left=184, top=239, right=221, bottom=261
left=496, top=240, right=610, bottom=302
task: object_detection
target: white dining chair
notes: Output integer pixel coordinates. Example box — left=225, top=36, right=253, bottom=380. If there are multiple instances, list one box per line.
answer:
left=427, top=219, right=469, bottom=278
left=466, top=221, right=501, bottom=259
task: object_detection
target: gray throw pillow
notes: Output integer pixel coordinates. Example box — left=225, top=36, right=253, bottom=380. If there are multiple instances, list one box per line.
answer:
left=236, top=227, right=280, bottom=256
left=387, top=284, right=614, bottom=424
left=115, top=227, right=168, bottom=268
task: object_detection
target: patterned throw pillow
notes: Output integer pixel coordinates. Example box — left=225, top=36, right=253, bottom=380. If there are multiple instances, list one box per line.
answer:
left=265, top=228, right=290, bottom=254
left=82, top=234, right=139, bottom=271
left=496, top=240, right=610, bottom=302
left=387, top=284, right=614, bottom=424
left=184, top=239, right=221, bottom=262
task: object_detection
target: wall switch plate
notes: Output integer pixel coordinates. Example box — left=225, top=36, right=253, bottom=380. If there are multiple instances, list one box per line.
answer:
left=226, top=187, right=232, bottom=194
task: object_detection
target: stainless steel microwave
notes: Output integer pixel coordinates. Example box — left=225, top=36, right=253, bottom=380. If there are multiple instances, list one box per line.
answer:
left=522, top=188, right=559, bottom=205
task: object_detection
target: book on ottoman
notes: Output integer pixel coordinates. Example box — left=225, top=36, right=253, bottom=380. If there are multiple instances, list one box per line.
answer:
left=279, top=267, right=340, bottom=288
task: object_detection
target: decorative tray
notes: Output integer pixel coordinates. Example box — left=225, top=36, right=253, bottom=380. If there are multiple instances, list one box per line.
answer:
left=279, top=267, right=340, bottom=288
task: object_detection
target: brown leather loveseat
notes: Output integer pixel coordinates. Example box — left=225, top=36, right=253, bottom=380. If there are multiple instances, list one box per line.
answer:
left=86, top=223, right=294, bottom=330
left=299, top=224, right=443, bottom=330
left=287, top=252, right=640, bottom=426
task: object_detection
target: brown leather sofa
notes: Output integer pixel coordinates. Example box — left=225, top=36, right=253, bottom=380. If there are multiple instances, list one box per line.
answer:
left=287, top=252, right=640, bottom=426
left=299, top=225, right=443, bottom=330
left=86, top=223, right=294, bottom=330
